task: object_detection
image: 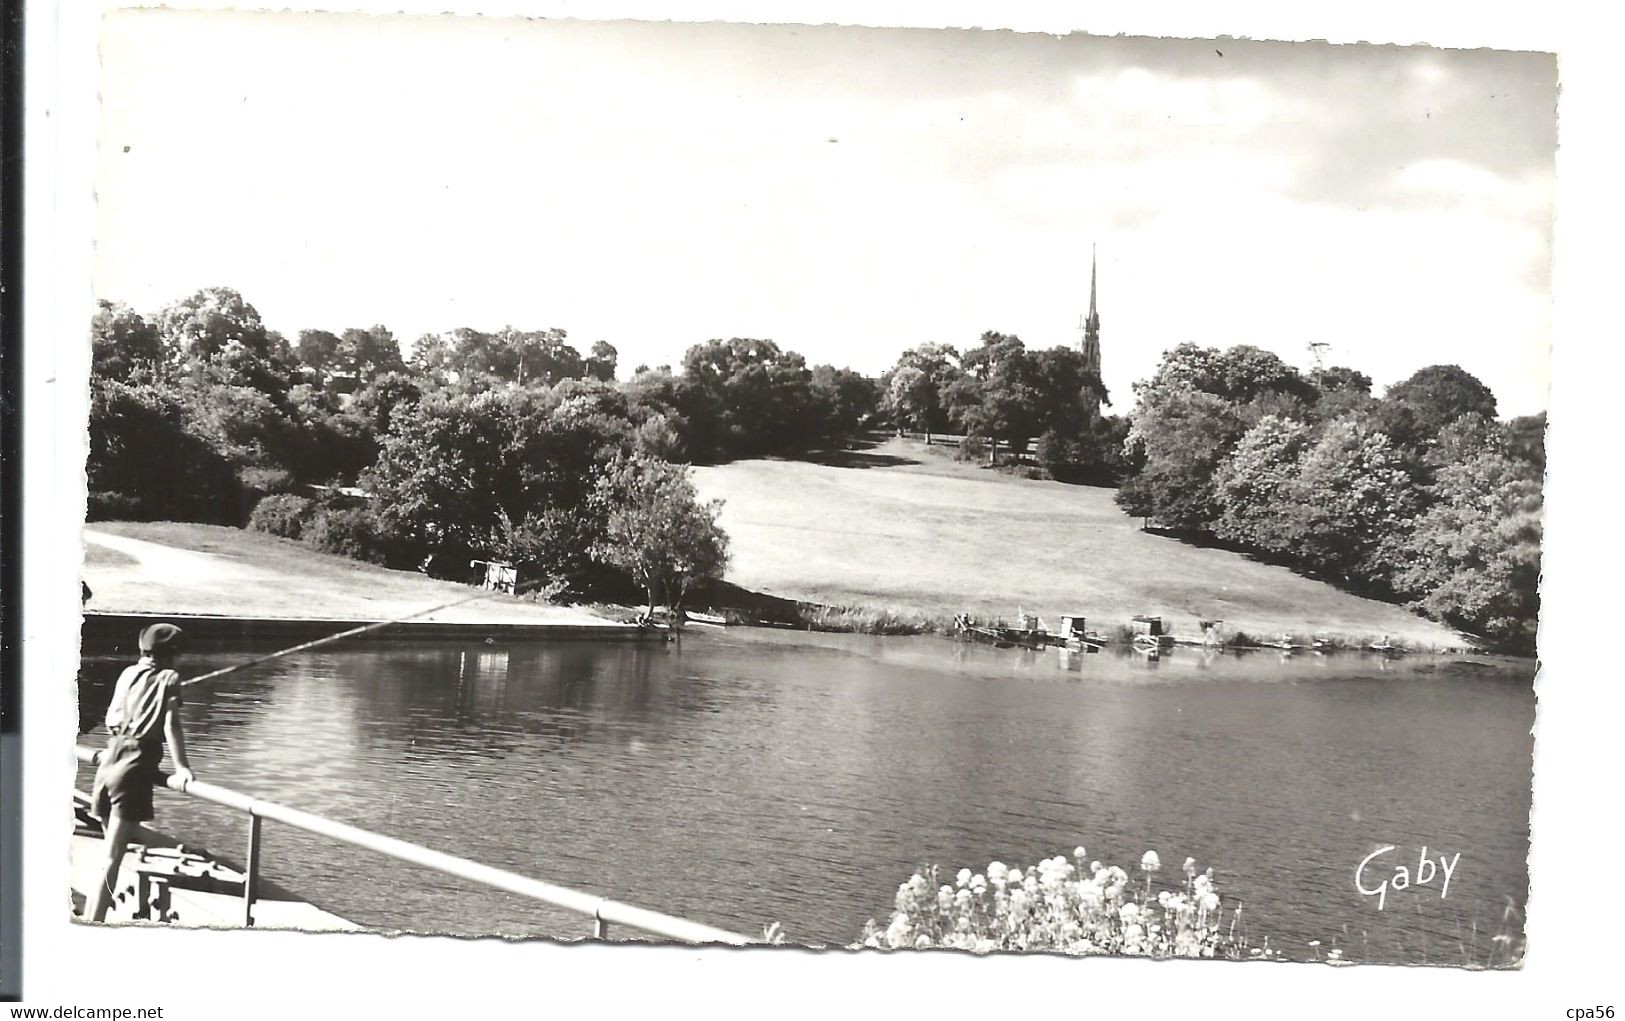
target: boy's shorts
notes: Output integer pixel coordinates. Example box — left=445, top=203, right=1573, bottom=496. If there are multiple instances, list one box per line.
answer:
left=91, top=734, right=161, bottom=824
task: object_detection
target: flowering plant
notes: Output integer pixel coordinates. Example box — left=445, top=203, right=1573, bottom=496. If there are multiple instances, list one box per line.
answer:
left=859, top=847, right=1271, bottom=960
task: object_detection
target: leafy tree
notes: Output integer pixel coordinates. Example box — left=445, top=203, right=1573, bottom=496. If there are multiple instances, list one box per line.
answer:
left=1137, top=343, right=1313, bottom=408
left=411, top=327, right=588, bottom=387
left=1277, top=418, right=1418, bottom=581
left=1376, top=364, right=1498, bottom=453
left=345, top=371, right=424, bottom=443
left=295, top=329, right=344, bottom=382
left=590, top=453, right=729, bottom=615
left=364, top=389, right=529, bottom=564
left=810, top=364, right=879, bottom=446
left=1393, top=451, right=1542, bottom=650
left=86, top=380, right=246, bottom=523
left=1213, top=415, right=1316, bottom=551
left=1506, top=412, right=1547, bottom=476
left=156, top=287, right=273, bottom=363
left=90, top=301, right=167, bottom=381
left=181, top=381, right=303, bottom=478
left=1035, top=415, right=1130, bottom=485
left=363, top=381, right=637, bottom=589
left=630, top=412, right=686, bottom=462
left=283, top=382, right=374, bottom=484
left=506, top=328, right=583, bottom=384
left=335, top=326, right=407, bottom=385
left=410, top=332, right=456, bottom=384
left=1429, top=412, right=1510, bottom=468
left=950, top=333, right=1045, bottom=454
left=1031, top=345, right=1109, bottom=426
left=587, top=340, right=619, bottom=383
left=1118, top=344, right=1319, bottom=529
left=1311, top=365, right=1372, bottom=396
left=621, top=365, right=695, bottom=456
left=680, top=338, right=817, bottom=459
left=887, top=366, right=931, bottom=436
left=881, top=343, right=962, bottom=437
left=1115, top=389, right=1246, bottom=530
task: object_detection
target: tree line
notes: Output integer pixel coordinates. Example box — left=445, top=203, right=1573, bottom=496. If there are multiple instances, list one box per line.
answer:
left=1113, top=343, right=1544, bottom=651
left=879, top=332, right=1130, bottom=483
left=88, top=287, right=1543, bottom=648
left=86, top=287, right=888, bottom=607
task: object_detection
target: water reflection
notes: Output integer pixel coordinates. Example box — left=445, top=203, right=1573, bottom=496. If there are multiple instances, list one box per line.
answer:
left=76, top=631, right=1534, bottom=961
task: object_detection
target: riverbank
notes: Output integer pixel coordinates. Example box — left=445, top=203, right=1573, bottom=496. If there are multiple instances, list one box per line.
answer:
left=692, top=436, right=1474, bottom=652
left=83, top=523, right=634, bottom=632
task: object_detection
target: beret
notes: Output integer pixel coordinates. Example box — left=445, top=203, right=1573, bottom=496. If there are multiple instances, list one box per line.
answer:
left=138, top=622, right=185, bottom=653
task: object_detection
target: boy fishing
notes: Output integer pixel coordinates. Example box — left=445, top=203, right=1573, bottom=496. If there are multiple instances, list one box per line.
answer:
left=86, top=622, right=197, bottom=922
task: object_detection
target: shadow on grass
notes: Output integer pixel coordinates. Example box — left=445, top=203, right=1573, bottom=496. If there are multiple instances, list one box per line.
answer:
left=1137, top=524, right=1433, bottom=612
left=690, top=580, right=944, bottom=635
left=803, top=448, right=923, bottom=469
left=796, top=434, right=922, bottom=470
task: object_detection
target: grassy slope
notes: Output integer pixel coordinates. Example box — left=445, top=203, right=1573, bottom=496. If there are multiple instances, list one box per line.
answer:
left=692, top=436, right=1467, bottom=648
left=83, top=521, right=621, bottom=627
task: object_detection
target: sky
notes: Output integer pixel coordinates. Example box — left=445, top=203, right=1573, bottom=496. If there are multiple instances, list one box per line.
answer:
left=93, top=11, right=1557, bottom=416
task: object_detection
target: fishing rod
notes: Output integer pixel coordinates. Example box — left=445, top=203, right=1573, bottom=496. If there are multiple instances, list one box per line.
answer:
left=176, top=575, right=592, bottom=691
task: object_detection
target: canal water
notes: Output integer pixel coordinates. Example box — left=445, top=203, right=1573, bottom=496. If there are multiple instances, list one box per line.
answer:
left=77, top=629, right=1535, bottom=963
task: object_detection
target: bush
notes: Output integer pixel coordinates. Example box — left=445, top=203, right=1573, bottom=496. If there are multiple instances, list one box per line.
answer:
left=248, top=494, right=315, bottom=540
left=860, top=848, right=1268, bottom=960
left=87, top=490, right=144, bottom=521
left=304, top=506, right=393, bottom=565
left=240, top=466, right=298, bottom=496
left=797, top=604, right=941, bottom=635
left=87, top=379, right=250, bottom=524
left=956, top=436, right=988, bottom=463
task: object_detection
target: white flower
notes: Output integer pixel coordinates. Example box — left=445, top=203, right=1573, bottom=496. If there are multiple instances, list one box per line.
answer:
left=1183, top=857, right=1197, bottom=877
left=1008, top=868, right=1024, bottom=885
left=956, top=868, right=972, bottom=888
left=1140, top=850, right=1161, bottom=872
left=885, top=916, right=912, bottom=947
left=1199, top=892, right=1220, bottom=913
left=1119, top=902, right=1141, bottom=922
left=915, top=934, right=933, bottom=949
left=1076, top=880, right=1104, bottom=910
left=987, top=861, right=1008, bottom=885
left=1074, top=845, right=1087, bottom=860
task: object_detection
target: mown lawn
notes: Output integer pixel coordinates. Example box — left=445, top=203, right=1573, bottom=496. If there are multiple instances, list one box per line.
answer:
left=692, top=436, right=1468, bottom=648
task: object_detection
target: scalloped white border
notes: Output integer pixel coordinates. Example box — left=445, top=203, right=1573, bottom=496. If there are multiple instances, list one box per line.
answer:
left=20, top=3, right=1619, bottom=1015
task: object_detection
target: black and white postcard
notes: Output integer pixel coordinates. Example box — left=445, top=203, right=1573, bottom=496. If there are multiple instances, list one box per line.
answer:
left=15, top=3, right=1621, bottom=1017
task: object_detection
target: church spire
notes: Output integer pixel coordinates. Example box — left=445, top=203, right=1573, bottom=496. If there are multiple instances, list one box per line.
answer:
left=1081, top=245, right=1102, bottom=385
left=1088, top=244, right=1098, bottom=321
